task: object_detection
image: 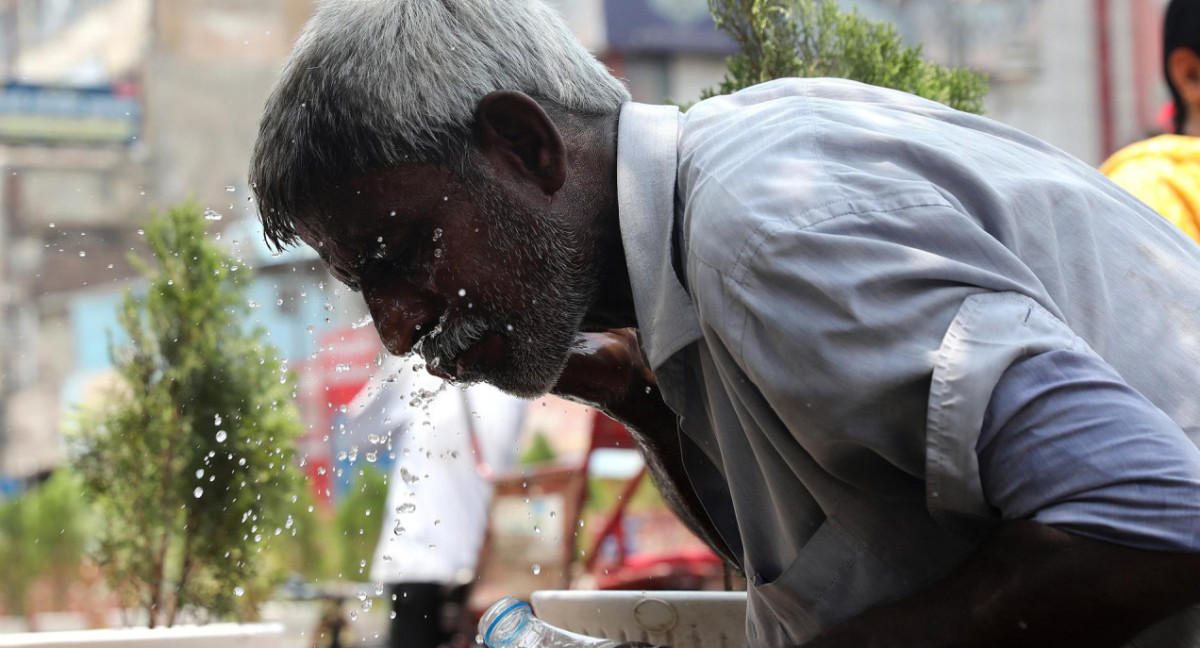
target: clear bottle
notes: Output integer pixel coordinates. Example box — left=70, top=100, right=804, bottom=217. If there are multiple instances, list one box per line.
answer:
left=478, top=596, right=620, bottom=648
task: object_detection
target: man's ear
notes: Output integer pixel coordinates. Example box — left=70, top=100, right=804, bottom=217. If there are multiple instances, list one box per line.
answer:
left=474, top=91, right=567, bottom=196
left=1169, top=48, right=1200, bottom=109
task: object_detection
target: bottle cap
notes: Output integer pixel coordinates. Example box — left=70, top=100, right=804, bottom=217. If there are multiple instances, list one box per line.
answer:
left=485, top=599, right=532, bottom=647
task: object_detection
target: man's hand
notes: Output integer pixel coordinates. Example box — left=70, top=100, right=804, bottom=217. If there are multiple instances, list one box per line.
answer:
left=551, top=329, right=741, bottom=571
left=803, top=520, right=1200, bottom=648
left=550, top=329, right=657, bottom=418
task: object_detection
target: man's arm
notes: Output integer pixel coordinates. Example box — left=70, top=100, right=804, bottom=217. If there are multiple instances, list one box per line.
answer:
left=812, top=346, right=1200, bottom=648
left=554, top=333, right=1200, bottom=647
left=805, top=520, right=1200, bottom=648
left=551, top=330, right=741, bottom=571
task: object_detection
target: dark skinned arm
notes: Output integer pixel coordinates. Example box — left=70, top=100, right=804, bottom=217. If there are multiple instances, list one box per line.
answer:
left=550, top=330, right=741, bottom=570
left=804, top=519, right=1200, bottom=648
left=552, top=331, right=1200, bottom=647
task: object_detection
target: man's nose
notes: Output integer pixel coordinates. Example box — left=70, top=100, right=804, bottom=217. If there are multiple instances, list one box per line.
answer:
left=363, top=288, right=437, bottom=356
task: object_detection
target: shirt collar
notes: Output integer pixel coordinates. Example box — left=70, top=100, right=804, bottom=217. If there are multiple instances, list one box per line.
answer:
left=616, top=101, right=703, bottom=370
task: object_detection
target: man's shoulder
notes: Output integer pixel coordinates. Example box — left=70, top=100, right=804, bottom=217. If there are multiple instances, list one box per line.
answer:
left=675, top=79, right=964, bottom=276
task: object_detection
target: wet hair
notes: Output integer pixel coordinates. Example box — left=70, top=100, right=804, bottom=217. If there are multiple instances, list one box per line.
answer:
left=1164, top=0, right=1200, bottom=133
left=249, top=0, right=630, bottom=250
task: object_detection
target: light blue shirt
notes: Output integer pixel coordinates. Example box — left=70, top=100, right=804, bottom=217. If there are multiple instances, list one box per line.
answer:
left=616, top=78, right=1200, bottom=647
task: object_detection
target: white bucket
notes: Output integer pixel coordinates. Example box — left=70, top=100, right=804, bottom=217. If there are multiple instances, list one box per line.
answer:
left=531, top=590, right=748, bottom=648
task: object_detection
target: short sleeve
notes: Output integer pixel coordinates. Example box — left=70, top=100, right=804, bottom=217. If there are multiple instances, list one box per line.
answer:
left=979, top=348, right=1200, bottom=551
left=925, top=292, right=1085, bottom=528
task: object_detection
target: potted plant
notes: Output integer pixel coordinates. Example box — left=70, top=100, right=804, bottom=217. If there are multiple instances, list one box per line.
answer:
left=51, top=202, right=306, bottom=643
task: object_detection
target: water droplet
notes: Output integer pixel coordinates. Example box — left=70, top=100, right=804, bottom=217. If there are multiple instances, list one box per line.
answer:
left=392, top=522, right=406, bottom=536
left=335, top=363, right=351, bottom=373
left=203, top=208, right=223, bottom=221
left=248, top=300, right=260, bottom=308
left=233, top=586, right=245, bottom=597
left=225, top=185, right=236, bottom=192
left=352, top=314, right=373, bottom=329
left=457, top=288, right=466, bottom=297
left=396, top=502, right=416, bottom=514
left=531, top=564, right=542, bottom=575
left=196, top=469, right=205, bottom=478
left=433, top=248, right=442, bottom=258
left=193, top=487, right=204, bottom=498
left=216, top=430, right=227, bottom=442
left=78, top=251, right=86, bottom=258
left=214, top=414, right=222, bottom=426
left=362, top=599, right=373, bottom=612
left=432, top=228, right=443, bottom=241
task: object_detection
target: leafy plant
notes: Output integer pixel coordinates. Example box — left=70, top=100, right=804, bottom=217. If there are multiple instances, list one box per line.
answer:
left=72, top=202, right=305, bottom=626
left=334, top=466, right=388, bottom=579
left=519, top=429, right=558, bottom=465
left=703, top=0, right=988, bottom=113
left=0, top=470, right=90, bottom=619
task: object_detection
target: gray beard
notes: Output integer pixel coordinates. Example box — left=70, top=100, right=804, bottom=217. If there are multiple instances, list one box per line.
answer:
left=418, top=179, right=598, bottom=398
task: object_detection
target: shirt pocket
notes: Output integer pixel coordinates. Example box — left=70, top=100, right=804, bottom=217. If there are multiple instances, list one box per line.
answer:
left=748, top=516, right=909, bottom=645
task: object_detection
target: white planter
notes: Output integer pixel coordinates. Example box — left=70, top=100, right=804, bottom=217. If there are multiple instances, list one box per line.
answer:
left=0, top=623, right=285, bottom=648
left=531, top=590, right=747, bottom=648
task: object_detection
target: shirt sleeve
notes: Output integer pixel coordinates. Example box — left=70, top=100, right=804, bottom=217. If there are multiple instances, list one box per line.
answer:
left=979, top=348, right=1200, bottom=552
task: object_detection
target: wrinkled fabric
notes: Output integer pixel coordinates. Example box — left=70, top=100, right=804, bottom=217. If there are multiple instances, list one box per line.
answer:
left=617, top=78, right=1200, bottom=647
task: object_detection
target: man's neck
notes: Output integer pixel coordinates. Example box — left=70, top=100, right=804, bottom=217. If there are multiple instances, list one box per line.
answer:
left=581, top=111, right=638, bottom=330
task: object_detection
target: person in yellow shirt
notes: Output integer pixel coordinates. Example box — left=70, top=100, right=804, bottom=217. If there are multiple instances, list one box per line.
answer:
left=1101, top=0, right=1200, bottom=243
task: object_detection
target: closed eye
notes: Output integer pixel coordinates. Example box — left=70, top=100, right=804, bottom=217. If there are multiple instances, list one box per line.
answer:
left=324, top=262, right=362, bottom=293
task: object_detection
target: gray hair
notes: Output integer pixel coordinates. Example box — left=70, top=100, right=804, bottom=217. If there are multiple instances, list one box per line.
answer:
left=250, top=0, right=631, bottom=250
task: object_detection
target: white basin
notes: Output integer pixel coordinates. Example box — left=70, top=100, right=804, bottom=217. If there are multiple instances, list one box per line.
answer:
left=531, top=590, right=748, bottom=648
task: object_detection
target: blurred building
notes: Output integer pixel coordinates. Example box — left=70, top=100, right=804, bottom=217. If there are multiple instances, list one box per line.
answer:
left=851, top=0, right=1168, bottom=165
left=0, top=0, right=339, bottom=486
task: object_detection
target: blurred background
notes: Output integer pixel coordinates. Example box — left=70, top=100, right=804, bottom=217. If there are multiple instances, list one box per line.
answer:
left=0, top=0, right=1178, bottom=646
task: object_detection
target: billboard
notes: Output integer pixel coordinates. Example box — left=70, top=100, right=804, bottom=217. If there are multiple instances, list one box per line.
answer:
left=0, top=82, right=142, bottom=145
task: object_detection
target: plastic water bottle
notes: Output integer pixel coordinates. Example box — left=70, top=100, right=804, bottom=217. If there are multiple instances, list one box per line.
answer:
left=478, top=596, right=619, bottom=648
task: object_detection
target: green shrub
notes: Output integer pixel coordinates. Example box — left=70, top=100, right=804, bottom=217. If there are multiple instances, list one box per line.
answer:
left=334, top=466, right=388, bottom=580
left=0, top=470, right=90, bottom=618
left=519, top=429, right=558, bottom=465
left=704, top=0, right=989, bottom=113
left=72, top=202, right=305, bottom=626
